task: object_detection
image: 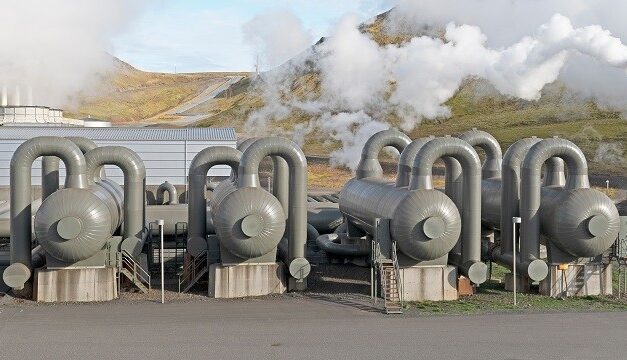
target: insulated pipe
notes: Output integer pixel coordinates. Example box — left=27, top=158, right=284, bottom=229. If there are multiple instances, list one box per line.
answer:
left=238, top=138, right=289, bottom=214
left=410, top=137, right=486, bottom=284
left=156, top=181, right=178, bottom=205
left=459, top=128, right=502, bottom=179
left=41, top=156, right=60, bottom=201
left=316, top=233, right=371, bottom=257
left=356, top=129, right=411, bottom=179
left=520, top=138, right=589, bottom=264
left=395, top=136, right=435, bottom=187
left=187, top=146, right=241, bottom=256
left=85, top=146, right=146, bottom=256
left=66, top=137, right=106, bottom=182
left=238, top=137, right=309, bottom=279
left=41, top=137, right=105, bottom=200
left=500, top=137, right=541, bottom=254
left=5, top=137, right=88, bottom=291
left=543, top=157, right=566, bottom=186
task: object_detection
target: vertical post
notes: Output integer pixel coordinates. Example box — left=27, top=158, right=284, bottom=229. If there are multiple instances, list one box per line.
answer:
left=512, top=216, right=521, bottom=307
left=158, top=219, right=165, bottom=304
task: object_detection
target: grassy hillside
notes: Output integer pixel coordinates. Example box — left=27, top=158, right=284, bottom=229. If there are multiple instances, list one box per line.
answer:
left=195, top=12, right=626, bottom=177
left=67, top=57, right=248, bottom=123
left=68, top=14, right=625, bottom=177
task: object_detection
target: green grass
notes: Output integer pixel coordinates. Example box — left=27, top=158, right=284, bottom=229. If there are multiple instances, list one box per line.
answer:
left=405, top=263, right=627, bottom=315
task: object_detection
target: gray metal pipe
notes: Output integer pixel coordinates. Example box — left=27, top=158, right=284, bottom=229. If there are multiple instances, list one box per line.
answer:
left=356, top=129, right=411, bottom=179
left=520, top=138, right=589, bottom=264
left=238, top=137, right=309, bottom=280
left=4, top=137, right=88, bottom=290
left=459, top=128, right=503, bottom=179
left=316, top=233, right=371, bottom=257
left=410, top=137, right=486, bottom=284
left=41, top=156, right=59, bottom=201
left=238, top=138, right=289, bottom=214
left=187, top=146, right=241, bottom=256
left=85, top=146, right=146, bottom=257
left=396, top=136, right=435, bottom=187
left=41, top=137, right=105, bottom=200
left=500, top=137, right=541, bottom=255
left=543, top=157, right=566, bottom=186
left=156, top=181, right=178, bottom=205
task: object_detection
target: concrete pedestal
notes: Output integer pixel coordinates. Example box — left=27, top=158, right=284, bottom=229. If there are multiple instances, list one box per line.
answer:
left=540, top=263, right=612, bottom=297
left=399, top=265, right=457, bottom=301
left=504, top=273, right=532, bottom=293
left=34, top=267, right=117, bottom=302
left=209, top=263, right=286, bottom=298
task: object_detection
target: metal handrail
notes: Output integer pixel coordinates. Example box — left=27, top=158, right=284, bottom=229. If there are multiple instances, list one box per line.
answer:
left=178, top=249, right=208, bottom=293
left=120, top=249, right=151, bottom=289
left=391, top=241, right=404, bottom=308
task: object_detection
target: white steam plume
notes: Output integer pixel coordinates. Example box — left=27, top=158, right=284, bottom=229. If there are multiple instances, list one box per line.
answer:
left=243, top=10, right=313, bottom=71
left=0, top=0, right=146, bottom=108
left=245, top=8, right=627, bottom=170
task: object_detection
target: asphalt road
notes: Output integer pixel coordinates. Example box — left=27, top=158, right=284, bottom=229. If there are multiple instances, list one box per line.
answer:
left=0, top=296, right=625, bottom=360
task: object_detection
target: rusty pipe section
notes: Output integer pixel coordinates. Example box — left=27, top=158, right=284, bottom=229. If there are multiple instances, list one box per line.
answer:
left=4, top=137, right=88, bottom=291
left=356, top=129, right=411, bottom=180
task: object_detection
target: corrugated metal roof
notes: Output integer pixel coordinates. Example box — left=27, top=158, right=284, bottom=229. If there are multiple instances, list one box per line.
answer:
left=0, top=126, right=237, bottom=141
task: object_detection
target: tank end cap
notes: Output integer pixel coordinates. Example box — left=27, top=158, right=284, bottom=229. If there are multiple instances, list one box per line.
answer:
left=288, top=257, right=311, bottom=280
left=3, top=263, right=31, bottom=290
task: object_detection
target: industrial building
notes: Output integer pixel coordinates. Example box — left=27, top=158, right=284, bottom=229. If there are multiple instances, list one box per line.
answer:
left=0, top=126, right=237, bottom=186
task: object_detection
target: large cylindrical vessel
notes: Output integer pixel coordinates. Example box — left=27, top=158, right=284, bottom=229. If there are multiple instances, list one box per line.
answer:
left=34, top=183, right=123, bottom=263
left=339, top=178, right=461, bottom=262
left=541, top=187, right=620, bottom=258
left=211, top=187, right=286, bottom=259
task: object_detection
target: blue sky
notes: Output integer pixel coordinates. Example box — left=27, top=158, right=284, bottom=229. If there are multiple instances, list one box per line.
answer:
left=112, top=0, right=389, bottom=73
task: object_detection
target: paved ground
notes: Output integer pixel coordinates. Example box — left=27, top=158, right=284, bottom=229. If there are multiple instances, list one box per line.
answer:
left=0, top=296, right=625, bottom=359
left=164, top=75, right=244, bottom=126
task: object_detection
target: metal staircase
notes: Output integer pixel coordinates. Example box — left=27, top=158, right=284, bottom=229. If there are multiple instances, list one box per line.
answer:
left=371, top=219, right=404, bottom=314
left=178, top=249, right=208, bottom=293
left=117, top=250, right=151, bottom=294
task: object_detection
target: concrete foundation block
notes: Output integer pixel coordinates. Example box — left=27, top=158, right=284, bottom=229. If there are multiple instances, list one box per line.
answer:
left=34, top=267, right=117, bottom=302
left=399, top=265, right=457, bottom=301
left=209, top=263, right=286, bottom=298
left=504, top=273, right=532, bottom=293
left=540, top=263, right=612, bottom=297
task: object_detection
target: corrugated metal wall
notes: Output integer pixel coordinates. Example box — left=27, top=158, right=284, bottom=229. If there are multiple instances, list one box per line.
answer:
left=0, top=139, right=235, bottom=186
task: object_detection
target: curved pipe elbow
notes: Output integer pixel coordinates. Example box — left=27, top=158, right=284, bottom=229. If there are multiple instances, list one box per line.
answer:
left=459, top=128, right=502, bottom=179
left=237, top=137, right=308, bottom=265
left=8, top=136, right=88, bottom=289
left=188, top=146, right=241, bottom=251
left=356, top=129, right=410, bottom=179
left=156, top=181, right=178, bottom=205
left=520, top=138, right=589, bottom=261
left=395, top=136, right=434, bottom=187
left=409, top=137, right=481, bottom=191
left=316, top=233, right=370, bottom=257
left=409, top=137, right=483, bottom=271
left=85, top=146, right=146, bottom=242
